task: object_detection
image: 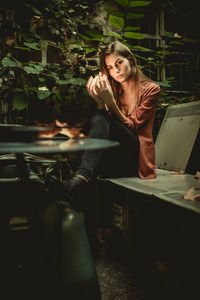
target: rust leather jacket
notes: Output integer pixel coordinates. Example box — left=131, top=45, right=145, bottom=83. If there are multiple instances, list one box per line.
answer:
left=123, top=81, right=161, bottom=179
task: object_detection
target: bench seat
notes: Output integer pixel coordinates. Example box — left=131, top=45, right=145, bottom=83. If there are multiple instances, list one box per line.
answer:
left=107, top=169, right=200, bottom=214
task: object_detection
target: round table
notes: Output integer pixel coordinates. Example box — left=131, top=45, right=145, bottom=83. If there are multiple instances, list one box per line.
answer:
left=0, top=137, right=119, bottom=153
left=0, top=137, right=119, bottom=180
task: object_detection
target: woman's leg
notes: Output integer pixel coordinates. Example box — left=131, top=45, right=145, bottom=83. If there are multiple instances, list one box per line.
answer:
left=76, top=111, right=140, bottom=180
left=95, top=115, right=140, bottom=178
left=75, top=110, right=111, bottom=181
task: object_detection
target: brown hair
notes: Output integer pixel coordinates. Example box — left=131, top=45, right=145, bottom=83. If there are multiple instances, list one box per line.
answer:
left=100, top=41, right=151, bottom=103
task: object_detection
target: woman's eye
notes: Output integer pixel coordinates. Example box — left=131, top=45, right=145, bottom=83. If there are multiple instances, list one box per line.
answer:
left=118, top=60, right=122, bottom=64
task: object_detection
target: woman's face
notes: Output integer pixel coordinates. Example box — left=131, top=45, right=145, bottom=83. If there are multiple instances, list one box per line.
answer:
left=105, top=53, right=132, bottom=83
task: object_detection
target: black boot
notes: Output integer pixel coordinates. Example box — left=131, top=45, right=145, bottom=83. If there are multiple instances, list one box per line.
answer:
left=62, top=175, right=88, bottom=194
left=61, top=175, right=89, bottom=211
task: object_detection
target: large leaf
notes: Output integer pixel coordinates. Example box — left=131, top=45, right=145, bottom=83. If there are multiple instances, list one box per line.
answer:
left=134, top=54, right=148, bottom=61
left=12, top=88, right=24, bottom=92
left=108, top=32, right=123, bottom=40
left=14, top=46, right=31, bottom=52
left=84, top=30, right=107, bottom=39
left=129, top=1, right=152, bottom=7
left=126, top=13, right=144, bottom=19
left=132, top=45, right=153, bottom=52
left=124, top=32, right=145, bottom=39
left=58, top=78, right=86, bottom=86
left=24, top=42, right=41, bottom=50
left=25, top=3, right=41, bottom=15
left=124, top=26, right=140, bottom=31
left=78, top=33, right=93, bottom=41
left=52, top=89, right=62, bottom=101
left=37, top=89, right=51, bottom=100
left=57, top=79, right=70, bottom=85
left=85, top=47, right=97, bottom=53
left=114, top=0, right=129, bottom=7
left=157, top=81, right=172, bottom=87
left=2, top=57, right=22, bottom=68
left=23, top=65, right=43, bottom=74
left=78, top=32, right=106, bottom=42
left=156, top=50, right=170, bottom=55
left=106, top=9, right=125, bottom=18
left=109, top=15, right=125, bottom=29
left=13, top=94, right=28, bottom=110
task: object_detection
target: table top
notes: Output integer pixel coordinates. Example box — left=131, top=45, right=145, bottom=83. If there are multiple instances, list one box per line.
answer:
left=0, top=138, right=119, bottom=153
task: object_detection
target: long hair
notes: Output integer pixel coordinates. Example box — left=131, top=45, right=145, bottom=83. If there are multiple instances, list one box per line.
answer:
left=100, top=41, right=151, bottom=104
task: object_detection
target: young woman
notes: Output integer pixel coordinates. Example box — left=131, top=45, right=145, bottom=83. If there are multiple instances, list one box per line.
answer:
left=62, top=40, right=161, bottom=193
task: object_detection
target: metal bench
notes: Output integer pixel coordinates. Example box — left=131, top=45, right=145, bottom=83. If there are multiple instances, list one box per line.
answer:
left=105, top=100, right=200, bottom=214
left=97, top=100, right=200, bottom=300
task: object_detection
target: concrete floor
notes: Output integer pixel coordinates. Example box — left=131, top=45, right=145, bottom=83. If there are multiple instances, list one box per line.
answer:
left=95, top=243, right=145, bottom=300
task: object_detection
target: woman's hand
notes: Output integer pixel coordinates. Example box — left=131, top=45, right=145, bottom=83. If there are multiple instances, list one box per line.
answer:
left=86, top=76, right=105, bottom=109
left=95, top=73, right=117, bottom=110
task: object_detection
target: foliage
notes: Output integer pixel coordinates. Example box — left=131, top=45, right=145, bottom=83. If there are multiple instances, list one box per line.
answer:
left=0, top=0, right=99, bottom=125
left=0, top=0, right=199, bottom=131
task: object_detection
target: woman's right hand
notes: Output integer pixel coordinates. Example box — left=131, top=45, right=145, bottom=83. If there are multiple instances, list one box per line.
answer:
left=86, top=76, right=105, bottom=109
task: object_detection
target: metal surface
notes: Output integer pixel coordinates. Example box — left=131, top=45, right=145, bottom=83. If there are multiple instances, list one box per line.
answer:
left=108, top=169, right=200, bottom=214
left=0, top=152, right=57, bottom=163
left=0, top=138, right=119, bottom=153
left=155, top=101, right=200, bottom=171
left=0, top=124, right=58, bottom=131
left=0, top=124, right=61, bottom=142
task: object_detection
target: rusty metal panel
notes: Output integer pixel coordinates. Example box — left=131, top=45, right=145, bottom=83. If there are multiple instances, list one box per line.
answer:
left=155, top=101, right=200, bottom=171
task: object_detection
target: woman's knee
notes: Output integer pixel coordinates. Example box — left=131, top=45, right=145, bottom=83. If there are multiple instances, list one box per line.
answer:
left=91, top=110, right=108, bottom=125
left=89, top=111, right=110, bottom=138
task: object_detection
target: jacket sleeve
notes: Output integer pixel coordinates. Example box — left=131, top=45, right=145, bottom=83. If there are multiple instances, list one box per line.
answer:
left=123, top=83, right=161, bottom=131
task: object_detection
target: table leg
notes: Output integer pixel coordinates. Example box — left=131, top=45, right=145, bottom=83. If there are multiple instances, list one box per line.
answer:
left=15, top=153, right=29, bottom=181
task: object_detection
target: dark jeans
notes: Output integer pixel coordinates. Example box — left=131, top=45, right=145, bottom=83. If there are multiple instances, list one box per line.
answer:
left=76, top=109, right=140, bottom=180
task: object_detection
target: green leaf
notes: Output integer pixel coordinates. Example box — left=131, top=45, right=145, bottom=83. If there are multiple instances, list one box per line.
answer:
left=85, top=47, right=97, bottom=53
left=38, top=77, right=46, bottom=82
left=2, top=57, right=22, bottom=68
left=134, top=54, right=148, bottom=61
left=52, top=89, right=62, bottom=101
left=114, top=0, right=129, bottom=7
left=64, top=71, right=74, bottom=79
left=157, top=81, right=172, bottom=87
left=109, top=15, right=125, bottom=29
left=47, top=71, right=60, bottom=82
left=106, top=9, right=125, bottom=18
left=124, top=26, right=140, bottom=31
left=169, top=41, right=184, bottom=45
left=14, top=46, right=31, bottom=52
left=84, top=30, right=106, bottom=39
left=108, top=32, right=123, bottom=40
left=156, top=50, right=170, bottom=55
left=78, top=33, right=92, bottom=41
left=58, top=79, right=70, bottom=85
left=13, top=94, right=28, bottom=110
left=126, top=13, right=144, bottom=19
left=124, top=32, right=145, bottom=39
left=23, top=65, right=43, bottom=74
left=12, top=88, right=24, bottom=92
left=37, top=89, right=51, bottom=100
left=24, top=86, right=38, bottom=92
left=132, top=45, right=153, bottom=51
left=69, top=41, right=83, bottom=45
left=78, top=32, right=105, bottom=42
left=59, top=78, right=86, bottom=86
left=129, top=1, right=152, bottom=7
left=24, top=42, right=41, bottom=50
left=25, top=4, right=41, bottom=15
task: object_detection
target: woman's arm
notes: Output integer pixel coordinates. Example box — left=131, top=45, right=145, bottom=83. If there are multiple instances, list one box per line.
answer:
left=86, top=76, right=105, bottom=109
left=94, top=73, right=127, bottom=122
